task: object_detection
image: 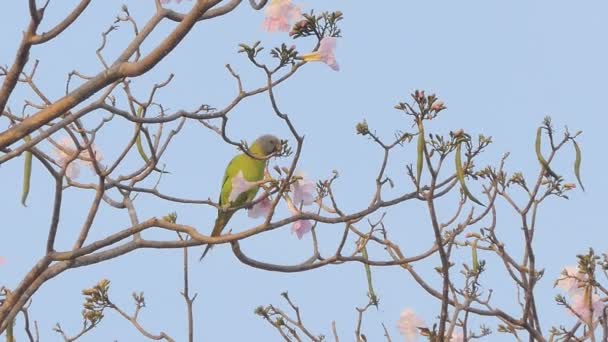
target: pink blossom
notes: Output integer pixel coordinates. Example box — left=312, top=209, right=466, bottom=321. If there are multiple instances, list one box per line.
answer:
left=287, top=202, right=312, bottom=239
left=229, top=171, right=256, bottom=202
left=291, top=216, right=312, bottom=239
left=291, top=172, right=315, bottom=207
left=301, top=37, right=339, bottom=71
left=556, top=266, right=587, bottom=294
left=262, top=0, right=301, bottom=32
left=431, top=101, right=446, bottom=112
left=570, top=292, right=604, bottom=323
left=397, top=308, right=426, bottom=342
left=248, top=196, right=273, bottom=218
left=52, top=137, right=103, bottom=178
left=450, top=329, right=464, bottom=342
left=0, top=257, right=5, bottom=266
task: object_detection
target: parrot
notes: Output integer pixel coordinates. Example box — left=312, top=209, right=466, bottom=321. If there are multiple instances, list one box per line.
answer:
left=200, top=134, right=282, bottom=261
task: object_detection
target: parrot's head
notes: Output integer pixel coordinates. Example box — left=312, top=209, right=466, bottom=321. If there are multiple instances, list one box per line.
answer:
left=254, top=134, right=282, bottom=156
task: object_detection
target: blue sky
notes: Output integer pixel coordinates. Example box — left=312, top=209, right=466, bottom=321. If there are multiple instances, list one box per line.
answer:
left=1, top=1, right=607, bottom=341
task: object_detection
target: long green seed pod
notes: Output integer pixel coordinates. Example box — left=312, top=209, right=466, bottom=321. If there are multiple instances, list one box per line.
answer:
left=472, top=239, right=480, bottom=273
left=535, top=127, right=559, bottom=179
left=416, top=120, right=424, bottom=190
left=135, top=107, right=150, bottom=164
left=455, top=141, right=484, bottom=206
left=135, top=107, right=168, bottom=174
left=21, top=135, right=32, bottom=206
left=572, top=140, right=585, bottom=191
left=361, top=245, right=378, bottom=305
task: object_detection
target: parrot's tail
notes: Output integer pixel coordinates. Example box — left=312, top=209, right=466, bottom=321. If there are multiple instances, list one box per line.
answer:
left=199, top=211, right=233, bottom=261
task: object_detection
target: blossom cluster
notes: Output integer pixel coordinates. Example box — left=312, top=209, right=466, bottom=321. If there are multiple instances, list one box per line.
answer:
left=52, top=137, right=103, bottom=179
left=397, top=308, right=463, bottom=341
left=230, top=171, right=315, bottom=239
left=556, top=266, right=605, bottom=323
left=161, top=0, right=340, bottom=71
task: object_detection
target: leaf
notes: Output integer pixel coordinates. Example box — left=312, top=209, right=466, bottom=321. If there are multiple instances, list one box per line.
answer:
left=455, top=141, right=485, bottom=206
left=572, top=140, right=585, bottom=191
left=535, top=127, right=559, bottom=179
left=416, top=120, right=424, bottom=190
left=21, top=135, right=32, bottom=207
left=361, top=245, right=378, bottom=306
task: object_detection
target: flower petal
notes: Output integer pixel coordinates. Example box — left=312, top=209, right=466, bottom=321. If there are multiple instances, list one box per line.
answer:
left=229, top=171, right=256, bottom=203
left=248, top=196, right=272, bottom=218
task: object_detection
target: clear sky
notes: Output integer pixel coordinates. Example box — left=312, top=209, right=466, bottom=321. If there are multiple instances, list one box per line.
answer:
left=1, top=1, right=607, bottom=341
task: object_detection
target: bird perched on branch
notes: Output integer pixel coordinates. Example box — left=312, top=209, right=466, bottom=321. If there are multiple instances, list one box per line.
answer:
left=200, top=134, right=282, bottom=261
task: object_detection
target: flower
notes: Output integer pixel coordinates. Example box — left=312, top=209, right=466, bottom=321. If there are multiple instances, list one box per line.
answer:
left=291, top=172, right=315, bottom=207
left=397, top=308, right=426, bottom=342
left=229, top=171, right=256, bottom=203
left=301, top=37, right=339, bottom=71
left=291, top=215, right=312, bottom=239
left=52, top=137, right=103, bottom=178
left=431, top=101, right=446, bottom=112
left=556, top=266, right=587, bottom=294
left=262, top=0, right=301, bottom=32
left=450, top=329, right=464, bottom=342
left=570, top=292, right=604, bottom=323
left=248, top=196, right=273, bottom=218
left=287, top=201, right=312, bottom=239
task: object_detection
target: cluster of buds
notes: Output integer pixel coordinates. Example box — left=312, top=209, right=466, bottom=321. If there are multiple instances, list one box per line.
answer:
left=270, top=43, right=299, bottom=66
left=81, top=279, right=111, bottom=325
left=356, top=120, right=370, bottom=136
left=289, top=11, right=343, bottom=38
left=412, top=90, right=446, bottom=116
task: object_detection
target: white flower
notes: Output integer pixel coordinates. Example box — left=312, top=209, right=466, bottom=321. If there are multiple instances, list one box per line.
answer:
left=556, top=266, right=587, bottom=294
left=248, top=196, right=273, bottom=218
left=291, top=171, right=315, bottom=207
left=397, top=308, right=426, bottom=342
left=52, top=137, right=103, bottom=178
left=229, top=171, right=256, bottom=203
left=570, top=292, right=604, bottom=323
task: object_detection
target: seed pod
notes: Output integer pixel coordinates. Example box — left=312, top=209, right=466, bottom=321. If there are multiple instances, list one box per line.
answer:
left=572, top=140, right=585, bottom=191
left=535, top=127, right=559, bottom=179
left=472, top=239, right=480, bottom=273
left=21, top=135, right=33, bottom=206
left=455, top=141, right=484, bottom=206
left=416, top=120, right=424, bottom=190
left=361, top=245, right=378, bottom=305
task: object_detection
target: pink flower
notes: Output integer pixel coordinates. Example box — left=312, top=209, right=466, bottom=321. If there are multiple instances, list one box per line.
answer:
left=301, top=37, right=339, bottom=71
left=450, top=329, right=464, bottom=342
left=0, top=257, right=5, bottom=266
left=556, top=266, right=587, bottom=294
left=291, top=216, right=312, bottom=239
left=248, top=196, right=273, bottom=218
left=229, top=171, right=256, bottom=203
left=397, top=308, right=426, bottom=342
left=262, top=0, right=301, bottom=32
left=287, top=202, right=312, bottom=239
left=570, top=292, right=604, bottom=323
left=291, top=172, right=315, bottom=207
left=52, top=137, right=103, bottom=178
left=431, top=101, right=446, bottom=112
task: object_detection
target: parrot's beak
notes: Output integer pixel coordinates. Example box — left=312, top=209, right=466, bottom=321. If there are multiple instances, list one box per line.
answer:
left=273, top=141, right=282, bottom=153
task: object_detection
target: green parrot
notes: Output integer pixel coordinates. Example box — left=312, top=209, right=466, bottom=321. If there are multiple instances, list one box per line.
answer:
left=200, top=134, right=282, bottom=260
